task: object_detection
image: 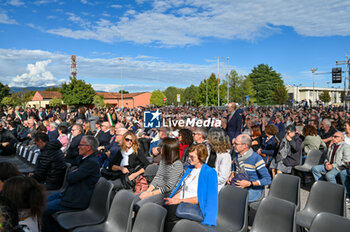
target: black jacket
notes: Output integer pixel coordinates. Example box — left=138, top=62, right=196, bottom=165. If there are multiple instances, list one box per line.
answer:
left=98, top=131, right=112, bottom=147
left=65, top=134, right=83, bottom=166
left=33, top=140, right=66, bottom=190
left=0, top=129, right=18, bottom=155
left=283, top=134, right=303, bottom=167
left=109, top=147, right=149, bottom=172
left=60, top=153, right=101, bottom=209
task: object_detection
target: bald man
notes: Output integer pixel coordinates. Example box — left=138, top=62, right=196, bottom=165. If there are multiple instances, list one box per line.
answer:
left=312, top=131, right=350, bottom=183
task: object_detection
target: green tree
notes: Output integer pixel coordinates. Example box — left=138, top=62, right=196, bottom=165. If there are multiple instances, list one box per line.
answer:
left=119, top=90, right=129, bottom=94
left=183, top=85, right=199, bottom=106
left=197, top=73, right=226, bottom=106
left=49, top=97, right=63, bottom=108
left=226, top=70, right=244, bottom=103
left=273, top=85, right=289, bottom=104
left=0, top=82, right=10, bottom=106
left=45, top=86, right=61, bottom=91
left=1, top=94, right=21, bottom=107
left=22, top=90, right=36, bottom=107
left=60, top=77, right=95, bottom=107
left=248, top=64, right=284, bottom=105
left=93, top=95, right=105, bottom=109
left=319, top=90, right=331, bottom=103
left=164, top=86, right=180, bottom=105
left=340, top=91, right=345, bottom=103
left=150, top=90, right=166, bottom=106
left=242, top=76, right=257, bottom=104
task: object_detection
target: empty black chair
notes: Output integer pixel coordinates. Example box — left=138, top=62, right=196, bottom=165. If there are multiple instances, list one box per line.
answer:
left=172, top=219, right=208, bottom=232
left=296, top=181, right=346, bottom=230
left=294, top=149, right=324, bottom=172
left=46, top=162, right=72, bottom=196
left=132, top=203, right=167, bottom=232
left=268, top=173, right=300, bottom=211
left=56, top=178, right=114, bottom=230
left=250, top=197, right=296, bottom=232
left=216, top=185, right=248, bottom=232
left=309, top=212, right=350, bottom=232
left=72, top=189, right=137, bottom=232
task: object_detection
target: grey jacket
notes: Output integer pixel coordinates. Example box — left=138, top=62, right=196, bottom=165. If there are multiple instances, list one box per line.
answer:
left=325, top=142, right=350, bottom=171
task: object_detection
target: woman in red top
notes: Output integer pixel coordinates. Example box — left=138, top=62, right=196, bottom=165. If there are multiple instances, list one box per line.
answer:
left=178, top=128, right=193, bottom=161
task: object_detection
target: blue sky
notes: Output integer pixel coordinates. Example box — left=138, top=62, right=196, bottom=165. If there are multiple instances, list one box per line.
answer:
left=0, top=0, right=350, bottom=92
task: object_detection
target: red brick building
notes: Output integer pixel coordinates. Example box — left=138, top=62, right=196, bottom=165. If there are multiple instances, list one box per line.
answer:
left=28, top=91, right=151, bottom=108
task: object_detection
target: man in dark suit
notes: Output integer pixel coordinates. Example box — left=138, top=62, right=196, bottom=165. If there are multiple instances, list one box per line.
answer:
left=65, top=124, right=83, bottom=166
left=98, top=121, right=112, bottom=147
left=42, top=135, right=101, bottom=232
left=48, top=122, right=59, bottom=142
left=226, top=102, right=242, bottom=144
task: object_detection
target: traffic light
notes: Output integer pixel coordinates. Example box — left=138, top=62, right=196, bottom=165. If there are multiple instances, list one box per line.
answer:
left=332, top=67, right=342, bottom=83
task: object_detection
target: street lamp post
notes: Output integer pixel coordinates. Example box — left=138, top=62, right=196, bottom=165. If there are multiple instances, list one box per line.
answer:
left=205, top=77, right=208, bottom=107
left=226, top=57, right=230, bottom=104
left=118, top=58, right=124, bottom=109
left=310, top=68, right=318, bottom=107
left=215, top=57, right=223, bottom=106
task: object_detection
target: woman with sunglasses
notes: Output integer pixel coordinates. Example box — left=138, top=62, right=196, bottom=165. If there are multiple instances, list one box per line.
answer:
left=108, top=131, right=149, bottom=190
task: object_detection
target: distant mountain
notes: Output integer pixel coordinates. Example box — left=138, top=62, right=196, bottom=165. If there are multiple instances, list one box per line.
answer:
left=10, top=86, right=59, bottom=93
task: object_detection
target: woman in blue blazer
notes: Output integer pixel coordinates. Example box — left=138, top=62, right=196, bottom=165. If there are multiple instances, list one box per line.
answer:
left=164, top=143, right=218, bottom=232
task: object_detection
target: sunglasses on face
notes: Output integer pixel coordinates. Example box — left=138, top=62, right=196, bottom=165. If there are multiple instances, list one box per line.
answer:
left=125, top=138, right=133, bottom=142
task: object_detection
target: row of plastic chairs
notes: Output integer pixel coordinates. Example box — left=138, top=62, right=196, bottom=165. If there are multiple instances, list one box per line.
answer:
left=53, top=178, right=167, bottom=232
left=173, top=174, right=347, bottom=232
left=173, top=201, right=350, bottom=232
left=0, top=142, right=40, bottom=174
left=52, top=174, right=348, bottom=232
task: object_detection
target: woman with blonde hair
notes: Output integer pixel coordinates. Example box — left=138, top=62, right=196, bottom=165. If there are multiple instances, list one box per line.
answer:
left=83, top=121, right=94, bottom=136
left=207, top=128, right=232, bottom=191
left=108, top=131, right=149, bottom=190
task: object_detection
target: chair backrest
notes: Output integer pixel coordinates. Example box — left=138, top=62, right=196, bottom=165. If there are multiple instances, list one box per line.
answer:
left=268, top=173, right=300, bottom=210
left=309, top=212, right=350, bottom=232
left=250, top=197, right=296, bottom=232
left=172, top=219, right=207, bottom=232
left=304, top=181, right=346, bottom=217
left=303, top=149, right=324, bottom=169
left=87, top=178, right=114, bottom=221
left=31, top=149, right=40, bottom=165
left=132, top=203, right=167, bottom=232
left=216, top=185, right=249, bottom=232
left=60, top=163, right=72, bottom=190
left=105, top=189, right=136, bottom=232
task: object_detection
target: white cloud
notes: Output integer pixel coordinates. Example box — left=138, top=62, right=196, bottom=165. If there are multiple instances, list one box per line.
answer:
left=0, top=48, right=232, bottom=91
left=111, top=4, right=122, bottom=9
left=80, top=0, right=88, bottom=4
left=9, top=60, right=65, bottom=87
left=7, top=0, right=25, bottom=6
left=0, top=12, right=17, bottom=24
left=41, top=0, right=350, bottom=46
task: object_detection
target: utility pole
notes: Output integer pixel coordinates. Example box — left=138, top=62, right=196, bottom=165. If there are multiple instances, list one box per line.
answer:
left=310, top=68, right=317, bottom=106
left=206, top=77, right=208, bottom=107
left=226, top=57, right=230, bottom=104
left=336, top=55, right=350, bottom=108
left=215, top=57, right=223, bottom=106
left=118, top=57, right=124, bottom=109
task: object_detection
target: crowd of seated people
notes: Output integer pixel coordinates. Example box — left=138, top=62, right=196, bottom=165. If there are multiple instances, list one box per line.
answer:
left=0, top=102, right=350, bottom=231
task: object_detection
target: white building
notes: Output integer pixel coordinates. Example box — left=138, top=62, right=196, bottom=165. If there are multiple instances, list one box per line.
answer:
left=285, top=85, right=344, bottom=104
